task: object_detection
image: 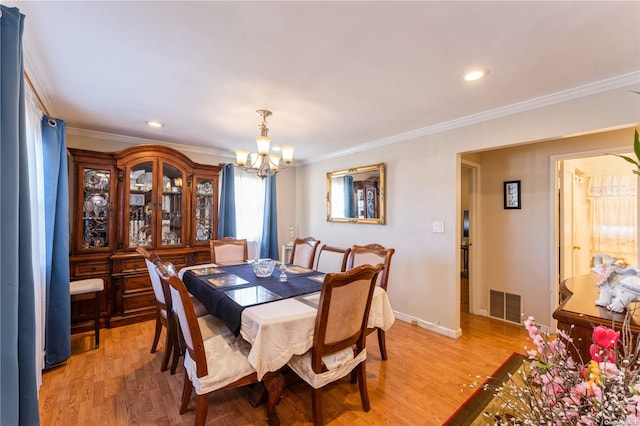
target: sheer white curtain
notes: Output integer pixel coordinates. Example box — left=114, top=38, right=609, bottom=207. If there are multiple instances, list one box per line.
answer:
left=234, top=169, right=264, bottom=259
left=331, top=178, right=345, bottom=218
left=588, top=175, right=637, bottom=264
left=24, top=85, right=46, bottom=387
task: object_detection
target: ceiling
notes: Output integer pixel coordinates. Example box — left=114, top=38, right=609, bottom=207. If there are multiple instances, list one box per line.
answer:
left=6, top=1, right=640, bottom=163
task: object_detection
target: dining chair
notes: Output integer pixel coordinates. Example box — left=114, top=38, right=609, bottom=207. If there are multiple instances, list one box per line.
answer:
left=287, top=264, right=383, bottom=426
left=137, top=247, right=208, bottom=373
left=315, top=245, right=351, bottom=273
left=209, top=237, right=249, bottom=264
left=162, top=272, right=258, bottom=426
left=289, top=237, right=321, bottom=269
left=137, top=247, right=174, bottom=371
left=347, top=244, right=395, bottom=360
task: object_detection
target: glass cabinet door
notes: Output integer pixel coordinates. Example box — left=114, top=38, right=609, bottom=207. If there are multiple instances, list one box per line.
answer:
left=128, top=162, right=153, bottom=247
left=194, top=177, right=215, bottom=242
left=160, top=163, right=185, bottom=246
left=81, top=168, right=111, bottom=249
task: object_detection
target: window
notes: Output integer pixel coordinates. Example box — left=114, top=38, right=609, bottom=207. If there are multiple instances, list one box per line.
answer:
left=331, top=178, right=345, bottom=218
left=234, top=169, right=264, bottom=258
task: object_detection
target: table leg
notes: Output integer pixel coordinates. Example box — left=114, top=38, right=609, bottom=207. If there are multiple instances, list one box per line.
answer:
left=248, top=382, right=266, bottom=408
left=263, top=371, right=284, bottom=426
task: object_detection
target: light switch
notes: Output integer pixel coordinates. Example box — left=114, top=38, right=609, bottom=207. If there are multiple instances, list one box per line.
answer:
left=432, top=221, right=445, bottom=233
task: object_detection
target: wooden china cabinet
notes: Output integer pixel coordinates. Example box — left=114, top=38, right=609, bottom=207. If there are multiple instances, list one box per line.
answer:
left=353, top=179, right=379, bottom=219
left=69, top=145, right=220, bottom=331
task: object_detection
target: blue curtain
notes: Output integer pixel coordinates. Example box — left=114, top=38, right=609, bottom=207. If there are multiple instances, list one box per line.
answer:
left=344, top=175, right=355, bottom=218
left=260, top=175, right=279, bottom=259
left=0, top=5, right=40, bottom=425
left=42, top=116, right=70, bottom=367
left=218, top=163, right=237, bottom=237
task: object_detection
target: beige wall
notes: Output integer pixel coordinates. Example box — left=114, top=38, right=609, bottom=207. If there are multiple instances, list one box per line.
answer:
left=296, top=85, right=640, bottom=336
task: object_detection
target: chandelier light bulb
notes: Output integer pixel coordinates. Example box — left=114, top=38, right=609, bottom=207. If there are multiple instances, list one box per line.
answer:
left=256, top=136, right=271, bottom=155
left=235, top=149, right=250, bottom=167
left=269, top=154, right=281, bottom=167
left=234, top=109, right=295, bottom=178
left=281, top=145, right=295, bottom=163
left=249, top=153, right=261, bottom=170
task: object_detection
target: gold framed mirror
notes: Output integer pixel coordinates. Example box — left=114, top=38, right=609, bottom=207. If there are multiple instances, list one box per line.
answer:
left=326, top=163, right=385, bottom=224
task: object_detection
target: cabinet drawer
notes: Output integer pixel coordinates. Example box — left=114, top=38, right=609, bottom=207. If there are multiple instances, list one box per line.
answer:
left=73, top=261, right=111, bottom=277
left=121, top=259, right=147, bottom=273
left=192, top=251, right=211, bottom=265
left=161, top=254, right=188, bottom=269
left=122, top=291, right=155, bottom=313
left=122, top=274, right=151, bottom=293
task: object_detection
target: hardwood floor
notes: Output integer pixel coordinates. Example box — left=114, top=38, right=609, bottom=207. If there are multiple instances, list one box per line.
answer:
left=39, top=312, right=530, bottom=425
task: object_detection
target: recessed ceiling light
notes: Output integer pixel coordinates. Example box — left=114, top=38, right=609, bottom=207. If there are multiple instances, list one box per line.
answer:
left=146, top=120, right=164, bottom=128
left=463, top=69, right=489, bottom=81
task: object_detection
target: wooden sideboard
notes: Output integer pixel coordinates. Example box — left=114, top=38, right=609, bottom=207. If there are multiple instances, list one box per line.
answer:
left=553, top=274, right=640, bottom=362
left=68, top=145, right=220, bottom=333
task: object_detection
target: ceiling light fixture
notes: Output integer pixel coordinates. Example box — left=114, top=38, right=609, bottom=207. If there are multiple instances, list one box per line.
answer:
left=146, top=120, right=164, bottom=128
left=235, top=109, right=294, bottom=179
left=463, top=69, right=489, bottom=81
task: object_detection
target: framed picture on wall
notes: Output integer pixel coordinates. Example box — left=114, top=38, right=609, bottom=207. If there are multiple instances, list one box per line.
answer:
left=504, top=180, right=521, bottom=209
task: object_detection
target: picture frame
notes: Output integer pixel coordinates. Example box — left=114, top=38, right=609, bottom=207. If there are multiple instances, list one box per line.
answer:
left=504, top=180, right=521, bottom=209
left=130, top=194, right=145, bottom=206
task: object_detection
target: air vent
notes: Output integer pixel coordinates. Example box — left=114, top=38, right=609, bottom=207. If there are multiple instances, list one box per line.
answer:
left=489, top=289, right=522, bottom=324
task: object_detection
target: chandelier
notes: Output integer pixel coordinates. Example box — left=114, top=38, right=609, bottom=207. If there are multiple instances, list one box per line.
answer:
left=235, top=109, right=294, bottom=179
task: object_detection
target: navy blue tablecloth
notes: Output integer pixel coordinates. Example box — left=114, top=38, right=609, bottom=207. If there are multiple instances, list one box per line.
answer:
left=182, top=263, right=324, bottom=335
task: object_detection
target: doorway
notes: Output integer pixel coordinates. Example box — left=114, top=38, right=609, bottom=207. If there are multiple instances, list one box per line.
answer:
left=460, top=162, right=478, bottom=314
left=556, top=153, right=638, bottom=308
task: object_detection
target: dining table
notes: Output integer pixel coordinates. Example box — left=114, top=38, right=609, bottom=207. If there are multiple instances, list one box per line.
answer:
left=179, top=261, right=395, bottom=425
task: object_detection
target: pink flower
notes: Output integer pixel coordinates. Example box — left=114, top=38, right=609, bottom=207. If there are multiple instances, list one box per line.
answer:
left=578, top=415, right=597, bottom=425
left=599, top=362, right=620, bottom=378
left=525, top=316, right=540, bottom=338
left=590, top=326, right=619, bottom=362
left=590, top=343, right=615, bottom=362
left=593, top=325, right=619, bottom=349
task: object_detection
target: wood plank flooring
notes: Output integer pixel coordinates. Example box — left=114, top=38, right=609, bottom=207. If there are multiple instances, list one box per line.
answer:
left=39, top=311, right=530, bottom=425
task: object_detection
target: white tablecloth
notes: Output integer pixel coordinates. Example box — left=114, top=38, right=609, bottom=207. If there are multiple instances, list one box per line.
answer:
left=240, top=286, right=395, bottom=380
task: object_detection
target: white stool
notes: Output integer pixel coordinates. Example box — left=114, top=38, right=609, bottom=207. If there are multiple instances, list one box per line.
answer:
left=70, top=278, right=104, bottom=348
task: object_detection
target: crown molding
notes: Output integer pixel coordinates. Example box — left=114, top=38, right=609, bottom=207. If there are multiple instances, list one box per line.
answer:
left=67, top=72, right=640, bottom=165
left=304, top=71, right=640, bottom=164
left=66, top=127, right=233, bottom=158
left=23, top=51, right=58, bottom=118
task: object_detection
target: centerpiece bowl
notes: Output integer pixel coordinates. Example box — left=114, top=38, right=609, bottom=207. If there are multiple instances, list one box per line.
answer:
left=253, top=259, right=275, bottom=277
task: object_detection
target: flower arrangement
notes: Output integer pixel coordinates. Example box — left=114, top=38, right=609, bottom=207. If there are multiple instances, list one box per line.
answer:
left=483, top=311, right=640, bottom=425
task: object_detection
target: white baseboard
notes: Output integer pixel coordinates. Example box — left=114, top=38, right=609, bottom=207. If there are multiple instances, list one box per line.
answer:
left=393, top=311, right=460, bottom=338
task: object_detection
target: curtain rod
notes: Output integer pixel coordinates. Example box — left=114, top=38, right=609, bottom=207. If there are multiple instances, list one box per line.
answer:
left=24, top=70, right=51, bottom=118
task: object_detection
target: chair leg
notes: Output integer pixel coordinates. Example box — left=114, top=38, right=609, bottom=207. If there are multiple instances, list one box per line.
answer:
left=356, top=362, right=371, bottom=412
left=311, top=387, right=323, bottom=426
left=94, top=291, right=101, bottom=349
left=377, top=328, right=388, bottom=361
left=180, top=376, right=194, bottom=414
left=194, top=394, right=209, bottom=426
left=170, top=346, right=181, bottom=374
left=151, top=310, right=162, bottom=353
left=350, top=369, right=357, bottom=384
left=160, top=323, right=172, bottom=372
left=170, top=313, right=184, bottom=375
